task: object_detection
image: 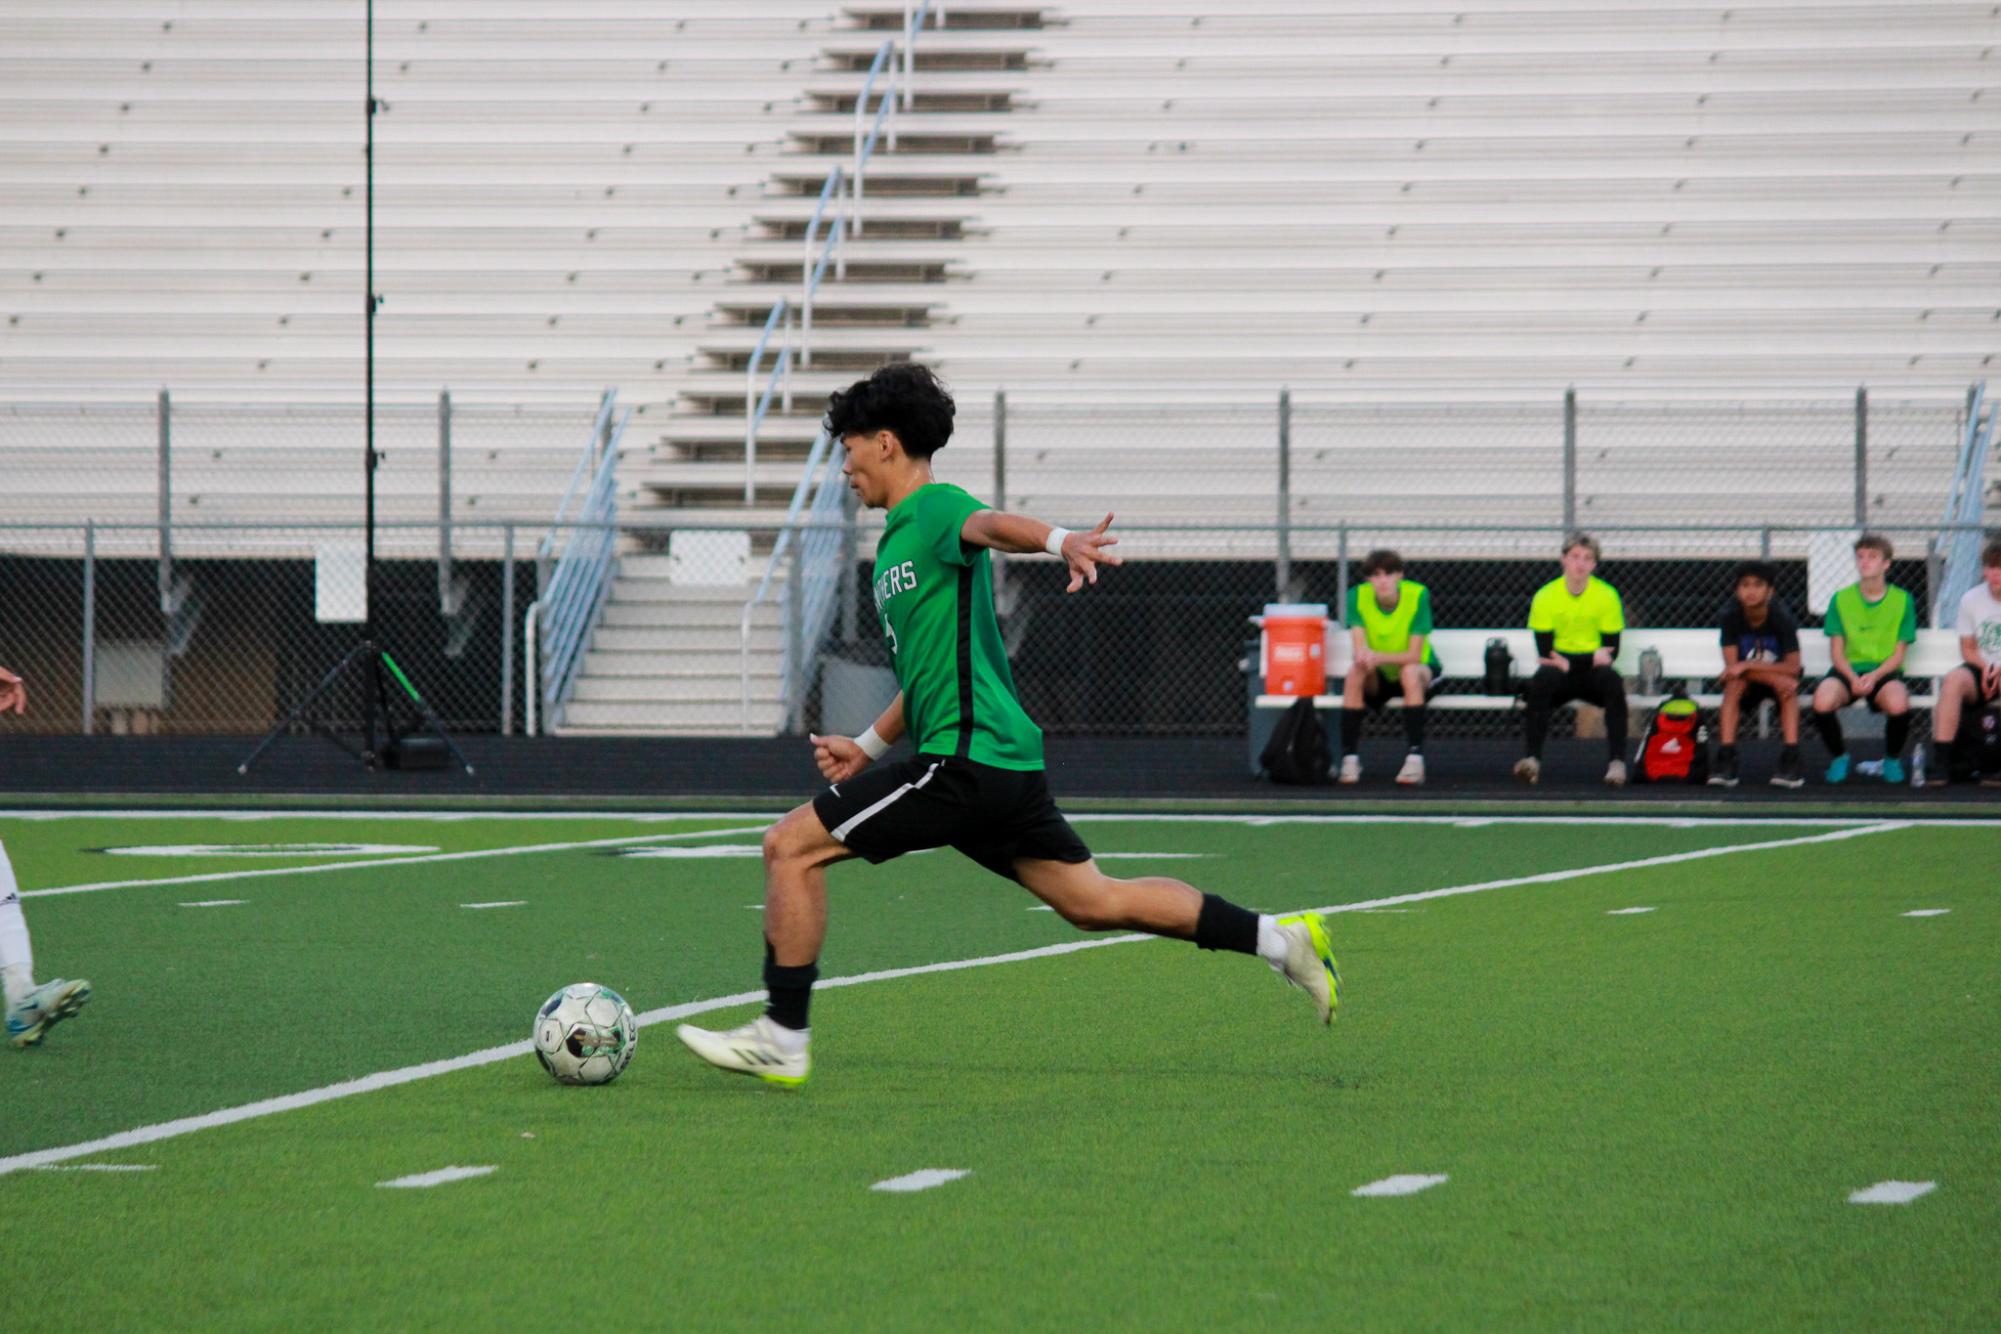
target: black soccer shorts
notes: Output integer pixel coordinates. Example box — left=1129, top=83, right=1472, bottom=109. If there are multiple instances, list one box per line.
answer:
left=812, top=754, right=1092, bottom=884
left=1813, top=669, right=1905, bottom=712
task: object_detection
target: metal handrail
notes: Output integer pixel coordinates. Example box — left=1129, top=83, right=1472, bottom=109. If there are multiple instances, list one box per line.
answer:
left=742, top=298, right=793, bottom=504
left=800, top=166, right=846, bottom=368
left=852, top=40, right=897, bottom=238
left=741, top=428, right=839, bottom=730
left=1933, top=381, right=1995, bottom=623
left=537, top=404, right=631, bottom=730
left=536, top=388, right=616, bottom=588
left=901, top=0, right=942, bottom=112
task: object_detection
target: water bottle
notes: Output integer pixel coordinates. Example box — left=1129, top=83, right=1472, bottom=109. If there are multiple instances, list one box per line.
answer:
left=1484, top=638, right=1513, bottom=694
left=1910, top=742, right=1926, bottom=788
left=1638, top=647, right=1663, bottom=695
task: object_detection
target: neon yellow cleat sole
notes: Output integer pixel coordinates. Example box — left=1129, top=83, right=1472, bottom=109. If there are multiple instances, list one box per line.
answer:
left=1275, top=914, right=1339, bottom=1025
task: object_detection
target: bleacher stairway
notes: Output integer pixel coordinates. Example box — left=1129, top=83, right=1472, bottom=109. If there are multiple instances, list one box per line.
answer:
left=561, top=5, right=1046, bottom=733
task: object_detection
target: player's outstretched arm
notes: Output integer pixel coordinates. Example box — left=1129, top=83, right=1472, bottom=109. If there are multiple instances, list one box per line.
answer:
left=961, top=510, right=1122, bottom=593
left=809, top=693, right=905, bottom=784
left=0, top=666, right=25, bottom=716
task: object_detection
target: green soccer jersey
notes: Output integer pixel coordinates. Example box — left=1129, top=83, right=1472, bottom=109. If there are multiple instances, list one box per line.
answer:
left=1346, top=581, right=1440, bottom=680
left=871, top=482, right=1044, bottom=770
left=1823, top=582, right=1916, bottom=673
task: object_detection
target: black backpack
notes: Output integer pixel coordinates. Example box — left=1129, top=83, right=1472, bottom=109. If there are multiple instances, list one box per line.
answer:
left=1261, top=697, right=1333, bottom=785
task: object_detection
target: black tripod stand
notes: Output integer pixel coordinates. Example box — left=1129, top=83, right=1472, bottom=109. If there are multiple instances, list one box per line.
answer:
left=239, top=0, right=471, bottom=778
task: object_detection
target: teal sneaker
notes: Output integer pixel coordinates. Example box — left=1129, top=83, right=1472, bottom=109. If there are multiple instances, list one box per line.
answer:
left=6, top=977, right=91, bottom=1048
left=1824, top=754, right=1851, bottom=785
left=1882, top=757, right=1907, bottom=785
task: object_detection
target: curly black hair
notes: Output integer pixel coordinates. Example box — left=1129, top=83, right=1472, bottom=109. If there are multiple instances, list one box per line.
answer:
left=822, top=363, right=955, bottom=459
left=1732, top=560, right=1778, bottom=587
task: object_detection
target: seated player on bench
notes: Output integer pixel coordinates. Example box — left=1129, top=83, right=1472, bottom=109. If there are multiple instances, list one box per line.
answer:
left=1337, top=548, right=1441, bottom=787
left=1927, top=535, right=2001, bottom=786
left=1515, top=533, right=1629, bottom=788
left=1811, top=532, right=1916, bottom=785
left=1711, top=560, right=1805, bottom=789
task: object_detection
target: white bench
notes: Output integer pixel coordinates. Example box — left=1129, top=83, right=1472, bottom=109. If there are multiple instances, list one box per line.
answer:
left=1249, top=626, right=1967, bottom=773
left=1257, top=627, right=1966, bottom=713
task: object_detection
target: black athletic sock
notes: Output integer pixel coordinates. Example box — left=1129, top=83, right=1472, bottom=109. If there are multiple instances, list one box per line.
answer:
left=762, top=938, right=819, bottom=1031
left=1718, top=743, right=1739, bottom=761
left=1813, top=710, right=1846, bottom=757
left=1780, top=743, right=1800, bottom=761
left=1193, top=892, right=1260, bottom=955
left=1402, top=703, right=1426, bottom=752
left=1339, top=707, right=1363, bottom=755
left=1886, top=713, right=1911, bottom=758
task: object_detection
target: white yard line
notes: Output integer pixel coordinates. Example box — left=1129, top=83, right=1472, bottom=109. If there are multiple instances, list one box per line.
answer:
left=1352, top=1174, right=1449, bottom=1197
left=460, top=901, right=527, bottom=910
left=9, top=809, right=2000, bottom=829
left=32, top=1163, right=157, bottom=1173
left=0, top=821, right=1902, bottom=1179
left=377, top=1165, right=497, bottom=1190
left=19, top=824, right=772, bottom=899
left=1848, top=1180, right=1937, bottom=1205
left=870, top=1168, right=970, bottom=1194
left=1901, top=909, right=1952, bottom=918
left=1606, top=907, right=1658, bottom=915
left=178, top=900, right=245, bottom=908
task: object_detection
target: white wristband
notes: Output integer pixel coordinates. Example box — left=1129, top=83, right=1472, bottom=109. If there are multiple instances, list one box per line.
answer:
left=1043, top=527, right=1071, bottom=558
left=855, top=725, right=890, bottom=760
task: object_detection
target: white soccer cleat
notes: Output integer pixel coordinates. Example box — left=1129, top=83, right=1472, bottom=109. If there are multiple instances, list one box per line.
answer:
left=675, top=1016, right=810, bottom=1087
left=1395, top=752, right=1425, bottom=786
left=6, top=977, right=91, bottom=1049
left=1337, top=754, right=1362, bottom=785
left=1271, top=913, right=1340, bottom=1026
left=1605, top=758, right=1629, bottom=788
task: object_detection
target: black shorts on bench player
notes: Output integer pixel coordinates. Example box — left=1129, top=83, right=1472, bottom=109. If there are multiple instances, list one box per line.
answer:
left=1515, top=533, right=1630, bottom=788
left=672, top=364, right=1342, bottom=1088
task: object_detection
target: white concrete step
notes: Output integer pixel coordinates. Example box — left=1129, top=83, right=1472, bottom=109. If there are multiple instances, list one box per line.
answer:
left=584, top=647, right=785, bottom=676
left=572, top=674, right=780, bottom=703
left=600, top=600, right=782, bottom=630
left=559, top=699, right=786, bottom=731
left=591, top=626, right=784, bottom=654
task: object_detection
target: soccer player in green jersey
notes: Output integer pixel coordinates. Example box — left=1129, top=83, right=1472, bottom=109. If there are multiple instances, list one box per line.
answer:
left=1811, top=532, right=1917, bottom=784
left=1514, top=534, right=1630, bottom=787
left=677, top=366, right=1339, bottom=1086
left=1337, top=549, right=1441, bottom=786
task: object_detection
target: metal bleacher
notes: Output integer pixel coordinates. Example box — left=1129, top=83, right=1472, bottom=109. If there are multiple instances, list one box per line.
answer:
left=4, top=3, right=1997, bottom=731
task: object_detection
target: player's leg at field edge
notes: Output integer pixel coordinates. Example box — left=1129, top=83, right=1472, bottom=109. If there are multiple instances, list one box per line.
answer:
left=0, top=839, right=37, bottom=1008
left=1014, top=856, right=1284, bottom=962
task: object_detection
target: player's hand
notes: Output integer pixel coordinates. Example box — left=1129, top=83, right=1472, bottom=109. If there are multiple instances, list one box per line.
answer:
left=1355, top=648, right=1378, bottom=672
left=1984, top=663, right=2000, bottom=698
left=1539, top=652, right=1568, bottom=672
left=1060, top=513, right=1121, bottom=594
left=1591, top=648, right=1614, bottom=669
left=808, top=732, right=870, bottom=784
left=1852, top=670, right=1876, bottom=695
left=0, top=666, right=24, bottom=716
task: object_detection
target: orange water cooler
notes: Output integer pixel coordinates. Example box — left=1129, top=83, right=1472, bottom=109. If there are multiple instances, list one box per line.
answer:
left=1258, top=603, right=1328, bottom=697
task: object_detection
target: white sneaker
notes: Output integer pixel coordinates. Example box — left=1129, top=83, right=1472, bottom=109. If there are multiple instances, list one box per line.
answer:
left=675, top=1016, right=810, bottom=1087
left=1395, top=752, right=1425, bottom=786
left=1512, top=756, right=1541, bottom=785
left=1337, top=754, right=1362, bottom=785
left=1605, top=758, right=1628, bottom=788
left=1271, top=913, right=1340, bottom=1026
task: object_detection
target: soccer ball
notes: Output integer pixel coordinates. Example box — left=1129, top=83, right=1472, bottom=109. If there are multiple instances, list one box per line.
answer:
left=533, top=983, right=637, bottom=1086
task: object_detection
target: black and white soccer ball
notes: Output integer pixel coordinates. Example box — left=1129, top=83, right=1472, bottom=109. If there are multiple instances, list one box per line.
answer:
left=533, top=983, right=637, bottom=1086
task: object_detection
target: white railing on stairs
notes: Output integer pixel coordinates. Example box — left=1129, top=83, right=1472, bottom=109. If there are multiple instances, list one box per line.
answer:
left=1934, top=380, right=1996, bottom=625
left=740, top=428, right=853, bottom=732
left=529, top=390, right=630, bottom=734
left=742, top=3, right=943, bottom=501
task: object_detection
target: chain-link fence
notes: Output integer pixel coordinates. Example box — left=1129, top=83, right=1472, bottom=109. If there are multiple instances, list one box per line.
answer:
left=0, top=387, right=1990, bottom=740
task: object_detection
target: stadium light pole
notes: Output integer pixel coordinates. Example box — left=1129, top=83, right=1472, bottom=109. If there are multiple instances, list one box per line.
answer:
left=238, top=0, right=472, bottom=777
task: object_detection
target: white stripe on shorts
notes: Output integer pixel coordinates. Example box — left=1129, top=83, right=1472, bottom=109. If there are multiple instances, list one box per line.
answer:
left=830, top=762, right=941, bottom=846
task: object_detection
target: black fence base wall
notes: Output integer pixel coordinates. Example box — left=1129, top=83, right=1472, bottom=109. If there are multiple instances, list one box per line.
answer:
left=0, top=735, right=1993, bottom=806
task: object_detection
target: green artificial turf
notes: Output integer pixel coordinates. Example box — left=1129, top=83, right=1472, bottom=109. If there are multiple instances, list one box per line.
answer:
left=2, top=814, right=1994, bottom=1329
